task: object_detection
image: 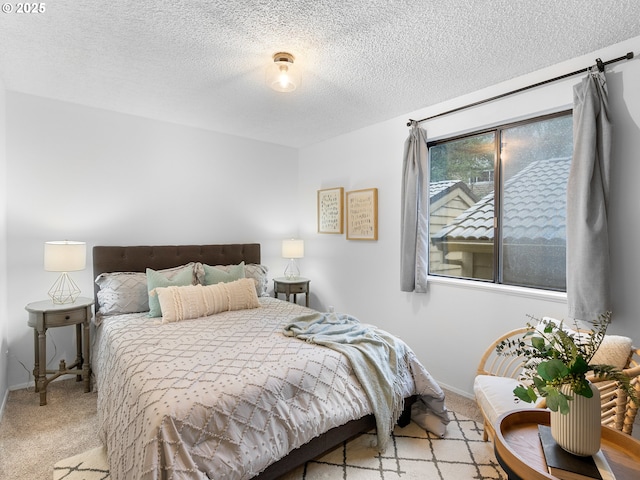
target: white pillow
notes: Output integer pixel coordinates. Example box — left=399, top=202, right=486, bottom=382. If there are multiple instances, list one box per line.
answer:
left=591, top=335, right=632, bottom=369
left=156, top=278, right=260, bottom=323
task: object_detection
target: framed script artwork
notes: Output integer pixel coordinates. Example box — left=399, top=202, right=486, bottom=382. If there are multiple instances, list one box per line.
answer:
left=346, top=188, right=378, bottom=240
left=317, top=187, right=344, bottom=234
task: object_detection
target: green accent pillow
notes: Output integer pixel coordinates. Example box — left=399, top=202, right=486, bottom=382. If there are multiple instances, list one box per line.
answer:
left=203, top=262, right=246, bottom=285
left=147, top=267, right=194, bottom=317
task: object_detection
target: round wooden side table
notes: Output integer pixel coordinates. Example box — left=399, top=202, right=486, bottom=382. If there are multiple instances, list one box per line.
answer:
left=273, top=277, right=310, bottom=307
left=25, top=297, right=93, bottom=405
left=494, top=408, right=640, bottom=480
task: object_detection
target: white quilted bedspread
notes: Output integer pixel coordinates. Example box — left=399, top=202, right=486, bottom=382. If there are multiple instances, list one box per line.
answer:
left=94, top=298, right=446, bottom=480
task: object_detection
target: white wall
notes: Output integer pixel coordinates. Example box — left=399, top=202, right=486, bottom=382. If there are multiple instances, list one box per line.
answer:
left=4, top=37, right=640, bottom=401
left=298, top=36, right=640, bottom=398
left=0, top=80, right=8, bottom=412
left=5, top=93, right=300, bottom=388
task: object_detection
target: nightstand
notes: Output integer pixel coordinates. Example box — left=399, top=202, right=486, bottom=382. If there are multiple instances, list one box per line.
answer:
left=273, top=277, right=310, bottom=307
left=25, top=297, right=93, bottom=405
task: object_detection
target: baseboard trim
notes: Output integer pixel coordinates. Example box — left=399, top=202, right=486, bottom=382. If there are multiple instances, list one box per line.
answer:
left=9, top=380, right=35, bottom=391
left=0, top=387, right=8, bottom=424
left=437, top=381, right=475, bottom=400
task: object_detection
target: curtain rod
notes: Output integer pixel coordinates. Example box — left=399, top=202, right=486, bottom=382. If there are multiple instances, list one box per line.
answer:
left=407, top=51, right=634, bottom=127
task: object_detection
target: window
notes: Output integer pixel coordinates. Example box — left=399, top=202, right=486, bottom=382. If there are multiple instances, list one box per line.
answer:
left=428, top=112, right=572, bottom=291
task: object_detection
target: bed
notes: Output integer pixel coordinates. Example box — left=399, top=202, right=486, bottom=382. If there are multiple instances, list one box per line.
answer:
left=92, top=243, right=448, bottom=480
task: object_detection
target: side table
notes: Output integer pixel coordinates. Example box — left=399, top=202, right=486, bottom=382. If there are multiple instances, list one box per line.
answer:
left=25, top=297, right=94, bottom=405
left=494, top=408, right=640, bottom=479
left=273, top=277, right=310, bottom=307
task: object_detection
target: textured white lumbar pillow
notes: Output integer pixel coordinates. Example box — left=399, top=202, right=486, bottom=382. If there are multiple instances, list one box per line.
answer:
left=156, top=277, right=259, bottom=323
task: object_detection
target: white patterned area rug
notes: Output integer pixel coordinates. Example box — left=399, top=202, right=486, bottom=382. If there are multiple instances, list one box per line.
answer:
left=53, top=412, right=506, bottom=480
left=53, top=445, right=110, bottom=480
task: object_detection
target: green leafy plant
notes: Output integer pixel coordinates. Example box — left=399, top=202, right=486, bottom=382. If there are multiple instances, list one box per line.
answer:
left=496, top=312, right=637, bottom=414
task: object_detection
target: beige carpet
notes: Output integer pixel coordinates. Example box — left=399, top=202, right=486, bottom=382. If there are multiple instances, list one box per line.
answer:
left=0, top=379, right=101, bottom=480
left=1, top=378, right=492, bottom=480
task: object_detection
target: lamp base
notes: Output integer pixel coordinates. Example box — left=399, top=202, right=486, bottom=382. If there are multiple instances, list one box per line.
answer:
left=48, top=272, right=81, bottom=305
left=284, top=259, right=300, bottom=280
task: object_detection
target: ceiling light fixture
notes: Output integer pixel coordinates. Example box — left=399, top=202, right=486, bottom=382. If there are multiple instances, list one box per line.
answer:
left=266, top=52, right=300, bottom=93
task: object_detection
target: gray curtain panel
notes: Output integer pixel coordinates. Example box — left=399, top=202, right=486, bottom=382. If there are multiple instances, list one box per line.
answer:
left=566, top=68, right=612, bottom=320
left=400, top=124, right=429, bottom=292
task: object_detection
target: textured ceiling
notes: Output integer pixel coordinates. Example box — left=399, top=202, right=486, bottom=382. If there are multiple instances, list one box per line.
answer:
left=1, top=1, right=639, bottom=148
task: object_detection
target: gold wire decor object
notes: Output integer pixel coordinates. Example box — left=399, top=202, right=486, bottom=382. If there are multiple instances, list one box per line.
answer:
left=48, top=272, right=82, bottom=304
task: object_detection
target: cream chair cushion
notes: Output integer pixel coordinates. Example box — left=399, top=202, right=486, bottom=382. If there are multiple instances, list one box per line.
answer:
left=473, top=375, right=538, bottom=428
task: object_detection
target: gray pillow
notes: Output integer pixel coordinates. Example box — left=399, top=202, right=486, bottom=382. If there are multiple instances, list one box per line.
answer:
left=96, top=272, right=148, bottom=315
left=95, top=263, right=199, bottom=316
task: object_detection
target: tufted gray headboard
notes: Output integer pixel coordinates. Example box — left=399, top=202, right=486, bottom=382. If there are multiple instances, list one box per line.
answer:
left=92, top=243, right=261, bottom=308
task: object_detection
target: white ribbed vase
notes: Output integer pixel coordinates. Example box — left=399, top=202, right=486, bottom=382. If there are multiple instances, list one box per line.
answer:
left=550, top=382, right=601, bottom=456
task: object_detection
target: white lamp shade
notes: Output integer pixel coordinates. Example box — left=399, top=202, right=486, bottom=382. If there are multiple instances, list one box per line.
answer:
left=282, top=239, right=304, bottom=259
left=44, top=241, right=87, bottom=272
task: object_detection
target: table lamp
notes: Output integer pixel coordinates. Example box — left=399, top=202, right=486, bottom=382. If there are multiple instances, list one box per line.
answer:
left=282, top=239, right=304, bottom=279
left=44, top=240, right=86, bottom=304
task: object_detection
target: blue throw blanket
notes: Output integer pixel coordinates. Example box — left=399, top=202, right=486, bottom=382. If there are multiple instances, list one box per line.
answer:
left=283, top=312, right=412, bottom=452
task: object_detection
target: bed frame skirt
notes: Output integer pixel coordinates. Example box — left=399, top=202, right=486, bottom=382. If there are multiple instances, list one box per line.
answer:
left=255, top=396, right=416, bottom=479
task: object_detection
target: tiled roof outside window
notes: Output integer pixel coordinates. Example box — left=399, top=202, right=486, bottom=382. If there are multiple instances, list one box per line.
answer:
left=432, top=156, right=571, bottom=244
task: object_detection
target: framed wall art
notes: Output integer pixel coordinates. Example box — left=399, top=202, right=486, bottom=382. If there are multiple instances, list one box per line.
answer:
left=317, top=187, right=344, bottom=234
left=346, top=188, right=378, bottom=240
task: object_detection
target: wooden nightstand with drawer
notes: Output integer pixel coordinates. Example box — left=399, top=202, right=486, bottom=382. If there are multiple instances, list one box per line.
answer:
left=25, top=297, right=93, bottom=405
left=273, top=277, right=310, bottom=307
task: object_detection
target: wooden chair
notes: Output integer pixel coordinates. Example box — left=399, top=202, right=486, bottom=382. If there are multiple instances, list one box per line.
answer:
left=589, top=347, right=640, bottom=435
left=474, top=327, right=544, bottom=441
left=474, top=328, right=640, bottom=441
